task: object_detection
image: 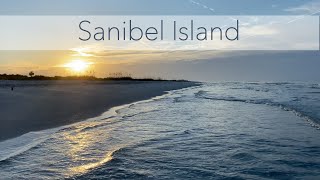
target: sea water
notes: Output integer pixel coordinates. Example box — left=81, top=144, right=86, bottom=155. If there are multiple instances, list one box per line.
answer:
left=0, top=82, right=320, bottom=179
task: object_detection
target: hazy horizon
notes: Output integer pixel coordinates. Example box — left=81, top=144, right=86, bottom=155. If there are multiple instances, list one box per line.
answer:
left=1, top=50, right=319, bottom=82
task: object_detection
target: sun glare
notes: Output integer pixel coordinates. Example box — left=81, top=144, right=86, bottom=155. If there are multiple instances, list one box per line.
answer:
left=64, top=60, right=92, bottom=73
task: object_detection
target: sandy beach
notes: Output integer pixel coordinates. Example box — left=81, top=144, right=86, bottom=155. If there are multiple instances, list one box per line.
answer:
left=0, top=80, right=197, bottom=141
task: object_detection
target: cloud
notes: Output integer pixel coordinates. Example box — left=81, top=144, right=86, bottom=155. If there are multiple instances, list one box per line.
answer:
left=284, top=0, right=320, bottom=14
left=189, top=0, right=215, bottom=13
left=241, top=25, right=278, bottom=36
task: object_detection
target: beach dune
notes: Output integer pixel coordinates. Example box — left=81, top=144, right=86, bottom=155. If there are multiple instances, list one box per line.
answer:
left=0, top=80, right=197, bottom=141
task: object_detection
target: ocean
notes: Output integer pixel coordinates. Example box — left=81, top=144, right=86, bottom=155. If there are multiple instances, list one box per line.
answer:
left=0, top=82, right=320, bottom=179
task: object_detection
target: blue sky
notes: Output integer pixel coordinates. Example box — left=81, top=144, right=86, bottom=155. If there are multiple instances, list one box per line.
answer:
left=0, top=0, right=320, bottom=81
left=1, top=0, right=319, bottom=15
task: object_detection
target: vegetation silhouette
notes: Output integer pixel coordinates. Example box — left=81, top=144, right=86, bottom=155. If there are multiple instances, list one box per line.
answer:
left=0, top=72, right=186, bottom=82
left=29, top=71, right=35, bottom=77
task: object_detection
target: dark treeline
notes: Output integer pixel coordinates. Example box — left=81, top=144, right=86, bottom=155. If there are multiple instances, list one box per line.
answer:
left=0, top=73, right=185, bottom=82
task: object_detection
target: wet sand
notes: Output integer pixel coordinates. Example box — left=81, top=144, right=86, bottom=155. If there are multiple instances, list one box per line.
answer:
left=0, top=80, right=198, bottom=141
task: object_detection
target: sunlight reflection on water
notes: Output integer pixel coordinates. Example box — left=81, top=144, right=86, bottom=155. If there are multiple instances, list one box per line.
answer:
left=1, top=83, right=320, bottom=179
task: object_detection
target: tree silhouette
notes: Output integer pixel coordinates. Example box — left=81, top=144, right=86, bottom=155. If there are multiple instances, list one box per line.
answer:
left=29, top=71, right=35, bottom=77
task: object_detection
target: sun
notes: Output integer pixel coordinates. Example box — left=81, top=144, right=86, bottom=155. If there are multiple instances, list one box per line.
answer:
left=63, top=60, right=92, bottom=73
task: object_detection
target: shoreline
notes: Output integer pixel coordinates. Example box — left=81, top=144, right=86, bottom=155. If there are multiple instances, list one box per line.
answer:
left=0, top=80, right=200, bottom=141
left=0, top=87, right=193, bottom=162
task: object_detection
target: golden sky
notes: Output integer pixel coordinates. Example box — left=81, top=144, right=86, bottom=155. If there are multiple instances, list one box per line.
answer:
left=0, top=50, right=225, bottom=78
left=1, top=50, right=320, bottom=82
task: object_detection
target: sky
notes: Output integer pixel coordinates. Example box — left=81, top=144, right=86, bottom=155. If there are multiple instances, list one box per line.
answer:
left=0, top=0, right=320, bottom=82
left=1, top=0, right=320, bottom=15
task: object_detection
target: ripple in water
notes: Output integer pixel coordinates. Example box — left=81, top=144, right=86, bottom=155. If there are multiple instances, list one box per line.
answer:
left=0, top=82, right=320, bottom=179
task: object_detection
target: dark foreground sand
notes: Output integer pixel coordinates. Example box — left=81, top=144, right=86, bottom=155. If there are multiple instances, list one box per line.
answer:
left=0, top=80, right=198, bottom=141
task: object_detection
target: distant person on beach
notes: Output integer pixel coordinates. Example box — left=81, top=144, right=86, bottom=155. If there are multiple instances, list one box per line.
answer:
left=11, top=86, right=14, bottom=91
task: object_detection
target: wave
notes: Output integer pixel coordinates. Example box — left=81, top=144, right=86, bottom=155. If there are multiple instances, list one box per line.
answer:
left=0, top=113, right=119, bottom=163
left=68, top=145, right=152, bottom=180
left=67, top=147, right=123, bottom=178
left=0, top=85, right=199, bottom=165
left=194, top=90, right=320, bottom=129
left=0, top=130, right=55, bottom=163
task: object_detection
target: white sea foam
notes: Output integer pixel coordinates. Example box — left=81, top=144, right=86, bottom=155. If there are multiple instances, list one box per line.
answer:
left=1, top=82, right=320, bottom=180
left=0, top=86, right=186, bottom=164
